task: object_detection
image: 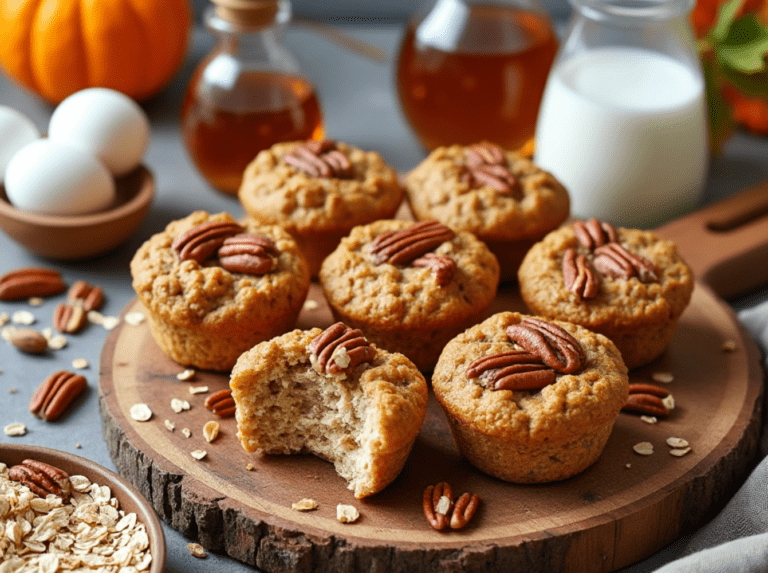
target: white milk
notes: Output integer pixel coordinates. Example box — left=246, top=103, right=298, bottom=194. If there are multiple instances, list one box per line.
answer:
left=534, top=47, right=708, bottom=228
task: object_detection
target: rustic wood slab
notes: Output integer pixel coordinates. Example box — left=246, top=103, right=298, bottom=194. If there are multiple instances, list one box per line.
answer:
left=99, top=278, right=764, bottom=573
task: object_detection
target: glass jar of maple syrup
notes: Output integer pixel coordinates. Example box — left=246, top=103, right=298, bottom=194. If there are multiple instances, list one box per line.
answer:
left=181, top=0, right=324, bottom=195
left=396, top=0, right=558, bottom=152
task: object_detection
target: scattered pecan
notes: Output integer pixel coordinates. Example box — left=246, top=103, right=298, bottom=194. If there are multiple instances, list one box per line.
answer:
left=423, top=482, right=480, bottom=531
left=9, top=328, right=48, bottom=354
left=506, top=318, right=585, bottom=374
left=573, top=218, right=618, bottom=250
left=562, top=248, right=599, bottom=299
left=622, top=383, right=671, bottom=417
left=0, top=267, right=66, bottom=301
left=462, top=142, right=521, bottom=198
left=172, top=221, right=243, bottom=263
left=368, top=220, right=455, bottom=265
left=67, top=280, right=104, bottom=311
left=465, top=350, right=555, bottom=391
left=309, top=322, right=377, bottom=375
left=53, top=301, right=87, bottom=333
left=593, top=243, right=659, bottom=282
left=412, top=253, right=456, bottom=286
left=9, top=459, right=72, bottom=501
left=204, top=389, right=236, bottom=418
left=29, top=370, right=87, bottom=421
left=217, top=234, right=278, bottom=275
left=283, top=139, right=354, bottom=178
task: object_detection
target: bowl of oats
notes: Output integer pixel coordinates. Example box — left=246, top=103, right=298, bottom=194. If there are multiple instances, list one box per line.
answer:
left=0, top=443, right=165, bottom=573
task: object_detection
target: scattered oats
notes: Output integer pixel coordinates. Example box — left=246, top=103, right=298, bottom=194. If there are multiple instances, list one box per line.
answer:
left=164, top=419, right=175, bottom=431
left=625, top=463, right=632, bottom=469
left=188, top=543, right=207, bottom=558
left=191, top=449, right=207, bottom=460
left=633, top=442, right=654, bottom=456
left=651, top=372, right=674, bottom=384
left=722, top=340, right=737, bottom=352
left=124, top=311, right=145, bottom=326
left=662, top=394, right=675, bottom=410
left=171, top=398, right=191, bottom=413
left=42, top=327, right=53, bottom=339
left=2, top=325, right=15, bottom=341
left=641, top=415, right=658, bottom=424
left=129, top=403, right=153, bottom=422
left=302, top=299, right=319, bottom=311
left=336, top=504, right=360, bottom=523
left=4, top=422, right=26, bottom=436
left=246, top=463, right=255, bottom=471
left=75, top=443, right=81, bottom=449
left=182, top=428, right=192, bottom=438
left=435, top=495, right=452, bottom=516
left=28, top=296, right=44, bottom=306
left=670, top=447, right=692, bottom=457
left=87, top=310, right=105, bottom=325
left=203, top=421, right=220, bottom=443
left=0, top=311, right=8, bottom=326
left=177, top=369, right=196, bottom=381
left=9, top=387, right=16, bottom=393
left=47, top=334, right=68, bottom=350
left=12, top=310, right=36, bottom=325
left=666, top=437, right=689, bottom=448
left=102, top=316, right=120, bottom=330
left=292, top=498, right=318, bottom=511
left=189, top=385, right=209, bottom=395
left=72, top=357, right=89, bottom=369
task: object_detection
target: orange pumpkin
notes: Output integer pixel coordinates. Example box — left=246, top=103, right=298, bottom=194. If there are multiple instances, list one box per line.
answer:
left=0, top=0, right=192, bottom=104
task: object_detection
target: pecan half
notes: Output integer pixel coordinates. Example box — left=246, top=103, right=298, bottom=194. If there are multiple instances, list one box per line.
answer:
left=53, top=301, right=87, bottom=333
left=204, top=389, right=236, bottom=418
left=506, top=318, right=585, bottom=374
left=412, top=253, right=456, bottom=286
left=462, top=142, right=520, bottom=198
left=9, top=459, right=72, bottom=501
left=29, top=370, right=87, bottom=421
left=465, top=350, right=555, bottom=391
left=217, top=234, right=278, bottom=275
left=308, top=322, right=377, bottom=375
left=573, top=218, right=618, bottom=250
left=171, top=221, right=243, bottom=263
left=283, top=139, right=354, bottom=178
left=622, top=383, right=671, bottom=417
left=0, top=268, right=66, bottom=301
left=562, top=248, right=599, bottom=299
left=593, top=243, right=659, bottom=282
left=423, top=482, right=480, bottom=531
left=368, top=220, right=455, bottom=265
left=450, top=492, right=481, bottom=530
left=67, top=280, right=104, bottom=311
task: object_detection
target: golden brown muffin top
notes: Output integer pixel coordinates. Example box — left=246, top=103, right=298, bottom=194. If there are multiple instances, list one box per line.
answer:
left=238, top=140, right=404, bottom=234
left=517, top=223, right=694, bottom=330
left=432, top=312, right=628, bottom=443
left=404, top=143, right=570, bottom=240
left=319, top=219, right=500, bottom=328
left=130, top=211, right=310, bottom=327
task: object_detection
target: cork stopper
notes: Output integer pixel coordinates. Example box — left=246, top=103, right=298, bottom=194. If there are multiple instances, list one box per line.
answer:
left=211, top=0, right=280, bottom=28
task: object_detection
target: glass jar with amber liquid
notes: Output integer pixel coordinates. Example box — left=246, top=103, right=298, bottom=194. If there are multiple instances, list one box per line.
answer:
left=396, top=0, right=558, bottom=152
left=181, top=0, right=324, bottom=194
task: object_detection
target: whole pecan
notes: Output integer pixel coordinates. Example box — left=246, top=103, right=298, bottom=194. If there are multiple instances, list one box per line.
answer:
left=172, top=221, right=243, bottom=263
left=29, top=370, right=87, bottom=421
left=9, top=328, right=48, bottom=354
left=283, top=139, right=354, bottom=178
left=9, top=459, right=72, bottom=501
left=573, top=218, right=618, bottom=250
left=593, top=243, right=659, bottom=283
left=562, top=248, right=599, bottom=299
left=622, top=383, right=671, bottom=417
left=308, top=322, right=377, bottom=375
left=204, top=389, right=236, bottom=418
left=506, top=318, right=585, bottom=374
left=67, top=280, right=104, bottom=311
left=368, top=220, right=455, bottom=265
left=423, top=482, right=480, bottom=531
left=0, top=267, right=66, bottom=301
left=465, top=350, right=555, bottom=391
left=412, top=253, right=456, bottom=286
left=53, top=301, right=87, bottom=333
left=217, top=234, right=278, bottom=275
left=462, top=142, right=520, bottom=198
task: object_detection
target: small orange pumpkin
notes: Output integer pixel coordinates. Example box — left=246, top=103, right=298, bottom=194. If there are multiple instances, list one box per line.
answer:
left=0, top=0, right=192, bottom=104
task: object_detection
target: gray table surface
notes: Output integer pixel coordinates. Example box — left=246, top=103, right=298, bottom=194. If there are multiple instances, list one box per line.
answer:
left=1, top=20, right=767, bottom=573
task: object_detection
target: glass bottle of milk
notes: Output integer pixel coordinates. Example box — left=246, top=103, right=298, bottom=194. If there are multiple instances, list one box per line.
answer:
left=534, top=0, right=708, bottom=229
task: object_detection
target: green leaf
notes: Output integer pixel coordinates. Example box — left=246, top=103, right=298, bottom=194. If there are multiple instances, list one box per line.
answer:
left=711, top=0, right=747, bottom=42
left=701, top=56, right=736, bottom=155
left=719, top=64, right=768, bottom=98
left=718, top=15, right=768, bottom=72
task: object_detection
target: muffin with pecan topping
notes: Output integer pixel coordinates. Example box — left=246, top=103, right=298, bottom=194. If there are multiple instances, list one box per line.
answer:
left=433, top=312, right=628, bottom=483
left=319, top=219, right=500, bottom=371
left=238, top=139, right=404, bottom=277
left=404, top=142, right=570, bottom=282
left=517, top=218, right=694, bottom=369
left=130, top=211, right=310, bottom=371
left=230, top=322, right=428, bottom=498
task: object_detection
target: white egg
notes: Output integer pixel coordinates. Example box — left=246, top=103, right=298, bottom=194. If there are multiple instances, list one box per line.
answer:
left=0, top=106, right=40, bottom=184
left=5, top=139, right=116, bottom=216
left=48, top=88, right=150, bottom=177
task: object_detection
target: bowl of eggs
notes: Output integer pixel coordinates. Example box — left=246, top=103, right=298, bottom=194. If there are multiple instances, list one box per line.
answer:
left=0, top=89, right=154, bottom=260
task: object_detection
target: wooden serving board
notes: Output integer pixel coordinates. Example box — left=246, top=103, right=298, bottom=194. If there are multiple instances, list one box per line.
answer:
left=99, top=187, right=768, bottom=573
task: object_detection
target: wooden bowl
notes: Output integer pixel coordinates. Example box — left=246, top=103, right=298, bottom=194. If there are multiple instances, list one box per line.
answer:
left=0, top=165, right=154, bottom=260
left=0, top=443, right=166, bottom=573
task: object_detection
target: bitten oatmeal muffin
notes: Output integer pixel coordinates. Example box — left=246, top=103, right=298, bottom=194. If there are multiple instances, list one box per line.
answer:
left=517, top=218, right=694, bottom=369
left=130, top=211, right=310, bottom=372
left=238, top=139, right=404, bottom=277
left=230, top=322, right=428, bottom=498
left=404, top=142, right=570, bottom=282
left=319, top=219, right=500, bottom=372
left=432, top=312, right=628, bottom=483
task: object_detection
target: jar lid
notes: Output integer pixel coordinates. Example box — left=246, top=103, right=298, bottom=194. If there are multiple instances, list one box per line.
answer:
left=211, top=0, right=280, bottom=27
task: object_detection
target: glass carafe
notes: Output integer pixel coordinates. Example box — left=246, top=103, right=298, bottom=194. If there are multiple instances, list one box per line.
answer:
left=181, top=0, right=324, bottom=195
left=395, top=0, right=558, bottom=152
left=534, top=0, right=708, bottom=228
